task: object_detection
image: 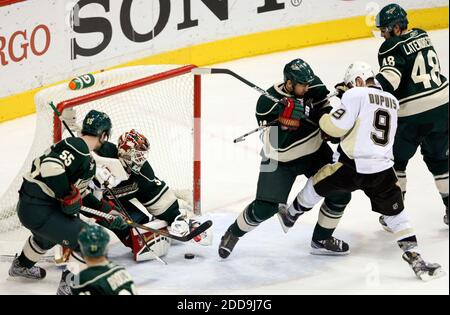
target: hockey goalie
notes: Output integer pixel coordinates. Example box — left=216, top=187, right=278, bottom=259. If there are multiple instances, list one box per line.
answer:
left=85, top=128, right=212, bottom=262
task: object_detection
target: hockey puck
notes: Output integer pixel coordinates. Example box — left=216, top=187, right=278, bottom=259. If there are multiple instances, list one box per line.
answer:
left=184, top=253, right=195, bottom=259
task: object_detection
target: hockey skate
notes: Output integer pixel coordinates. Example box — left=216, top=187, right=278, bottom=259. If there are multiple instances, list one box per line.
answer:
left=8, top=255, right=46, bottom=280
left=402, top=251, right=445, bottom=281
left=310, top=237, right=350, bottom=256
left=379, top=215, right=393, bottom=233
left=218, top=228, right=240, bottom=259
left=56, top=270, right=73, bottom=295
left=277, top=199, right=306, bottom=234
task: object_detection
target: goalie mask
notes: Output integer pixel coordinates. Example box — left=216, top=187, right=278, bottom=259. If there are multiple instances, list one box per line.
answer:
left=118, top=129, right=150, bottom=172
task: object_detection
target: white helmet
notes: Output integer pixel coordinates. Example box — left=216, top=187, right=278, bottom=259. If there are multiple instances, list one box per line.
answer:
left=344, top=61, right=375, bottom=87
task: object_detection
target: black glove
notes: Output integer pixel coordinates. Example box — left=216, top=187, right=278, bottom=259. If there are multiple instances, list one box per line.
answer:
left=334, top=82, right=349, bottom=99
left=304, top=99, right=331, bottom=124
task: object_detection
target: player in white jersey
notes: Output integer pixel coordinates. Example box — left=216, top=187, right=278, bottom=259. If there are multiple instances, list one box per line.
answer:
left=282, top=62, right=443, bottom=281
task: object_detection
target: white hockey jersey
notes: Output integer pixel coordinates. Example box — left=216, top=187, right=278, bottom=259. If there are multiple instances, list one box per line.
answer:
left=319, top=86, right=399, bottom=174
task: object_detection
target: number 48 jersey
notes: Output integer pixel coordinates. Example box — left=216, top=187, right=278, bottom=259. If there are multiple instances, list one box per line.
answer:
left=376, top=28, right=449, bottom=118
left=319, top=86, right=399, bottom=174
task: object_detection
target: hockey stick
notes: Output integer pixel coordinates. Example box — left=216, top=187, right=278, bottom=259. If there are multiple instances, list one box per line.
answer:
left=192, top=68, right=337, bottom=142
left=233, top=119, right=278, bottom=143
left=80, top=207, right=213, bottom=242
left=49, top=102, right=167, bottom=265
left=232, top=92, right=338, bottom=143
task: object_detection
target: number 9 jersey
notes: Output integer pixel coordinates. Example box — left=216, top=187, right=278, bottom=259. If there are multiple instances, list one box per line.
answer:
left=319, top=86, right=399, bottom=174
left=376, top=28, right=448, bottom=118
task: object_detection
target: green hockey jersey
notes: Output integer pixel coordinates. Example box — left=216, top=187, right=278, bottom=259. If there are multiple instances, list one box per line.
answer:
left=24, top=137, right=96, bottom=200
left=71, top=262, right=137, bottom=295
left=256, top=76, right=330, bottom=162
left=95, top=142, right=177, bottom=216
left=376, top=28, right=448, bottom=117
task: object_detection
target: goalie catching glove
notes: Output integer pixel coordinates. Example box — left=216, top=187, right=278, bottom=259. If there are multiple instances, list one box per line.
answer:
left=279, top=97, right=306, bottom=131
left=169, top=214, right=213, bottom=246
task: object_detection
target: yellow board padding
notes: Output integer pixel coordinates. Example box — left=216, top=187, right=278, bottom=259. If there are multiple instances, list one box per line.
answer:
left=1, top=6, right=448, bottom=122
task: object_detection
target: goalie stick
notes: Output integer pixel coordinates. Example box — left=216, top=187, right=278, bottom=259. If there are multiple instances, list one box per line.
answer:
left=191, top=68, right=337, bottom=143
left=81, top=207, right=212, bottom=242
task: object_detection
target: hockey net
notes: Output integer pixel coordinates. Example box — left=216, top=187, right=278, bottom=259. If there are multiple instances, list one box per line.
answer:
left=0, top=65, right=201, bottom=255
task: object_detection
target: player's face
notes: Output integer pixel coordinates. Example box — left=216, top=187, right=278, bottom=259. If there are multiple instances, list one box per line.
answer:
left=293, top=83, right=309, bottom=97
left=379, top=27, right=391, bottom=40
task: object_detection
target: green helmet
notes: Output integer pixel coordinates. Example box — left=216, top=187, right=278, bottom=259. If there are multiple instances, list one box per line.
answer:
left=376, top=3, right=408, bottom=31
left=283, top=59, right=315, bottom=85
left=78, top=225, right=110, bottom=258
left=81, top=110, right=112, bottom=138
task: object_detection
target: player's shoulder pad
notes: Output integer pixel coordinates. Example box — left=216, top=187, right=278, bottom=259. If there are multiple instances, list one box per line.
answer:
left=306, top=75, right=330, bottom=100
left=62, top=137, right=90, bottom=156
left=308, top=75, right=326, bottom=89
left=378, top=37, right=403, bottom=55
left=341, top=87, right=364, bottom=104
left=95, top=141, right=118, bottom=158
left=132, top=160, right=155, bottom=178
left=409, top=28, right=427, bottom=36
left=256, top=84, right=285, bottom=115
left=258, top=85, right=286, bottom=103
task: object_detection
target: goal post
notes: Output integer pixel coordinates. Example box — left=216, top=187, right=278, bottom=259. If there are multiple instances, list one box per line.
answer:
left=0, top=64, right=201, bottom=254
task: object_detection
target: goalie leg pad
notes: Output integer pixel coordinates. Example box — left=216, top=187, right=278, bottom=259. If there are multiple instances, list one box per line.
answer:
left=131, top=219, right=170, bottom=261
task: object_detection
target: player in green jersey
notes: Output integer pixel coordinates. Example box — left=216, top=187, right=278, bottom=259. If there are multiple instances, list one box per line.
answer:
left=70, top=225, right=137, bottom=295
left=218, top=59, right=351, bottom=259
left=375, top=4, right=449, bottom=226
left=8, top=110, right=127, bottom=288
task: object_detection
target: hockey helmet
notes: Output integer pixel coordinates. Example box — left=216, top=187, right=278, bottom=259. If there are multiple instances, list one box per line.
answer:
left=283, top=59, right=315, bottom=85
left=376, top=3, right=408, bottom=32
left=78, top=225, right=110, bottom=258
left=81, top=110, right=112, bottom=139
left=118, top=129, right=150, bottom=170
left=344, top=61, right=375, bottom=87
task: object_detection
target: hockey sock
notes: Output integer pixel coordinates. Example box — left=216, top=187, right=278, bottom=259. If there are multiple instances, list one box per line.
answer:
left=312, top=200, right=345, bottom=241
left=434, top=172, right=449, bottom=208
left=230, top=200, right=277, bottom=237
left=19, top=236, right=47, bottom=268
left=288, top=198, right=308, bottom=216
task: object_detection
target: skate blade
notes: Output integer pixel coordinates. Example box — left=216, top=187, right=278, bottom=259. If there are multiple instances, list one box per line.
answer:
left=380, top=225, right=394, bottom=233
left=310, top=247, right=350, bottom=256
left=277, top=213, right=290, bottom=234
left=418, top=267, right=446, bottom=282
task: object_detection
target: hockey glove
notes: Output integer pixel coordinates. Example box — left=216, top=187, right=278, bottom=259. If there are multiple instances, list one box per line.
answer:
left=61, top=185, right=82, bottom=215
left=98, top=200, right=129, bottom=230
left=279, top=97, right=305, bottom=131
left=334, top=82, right=349, bottom=99
left=92, top=165, right=122, bottom=190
